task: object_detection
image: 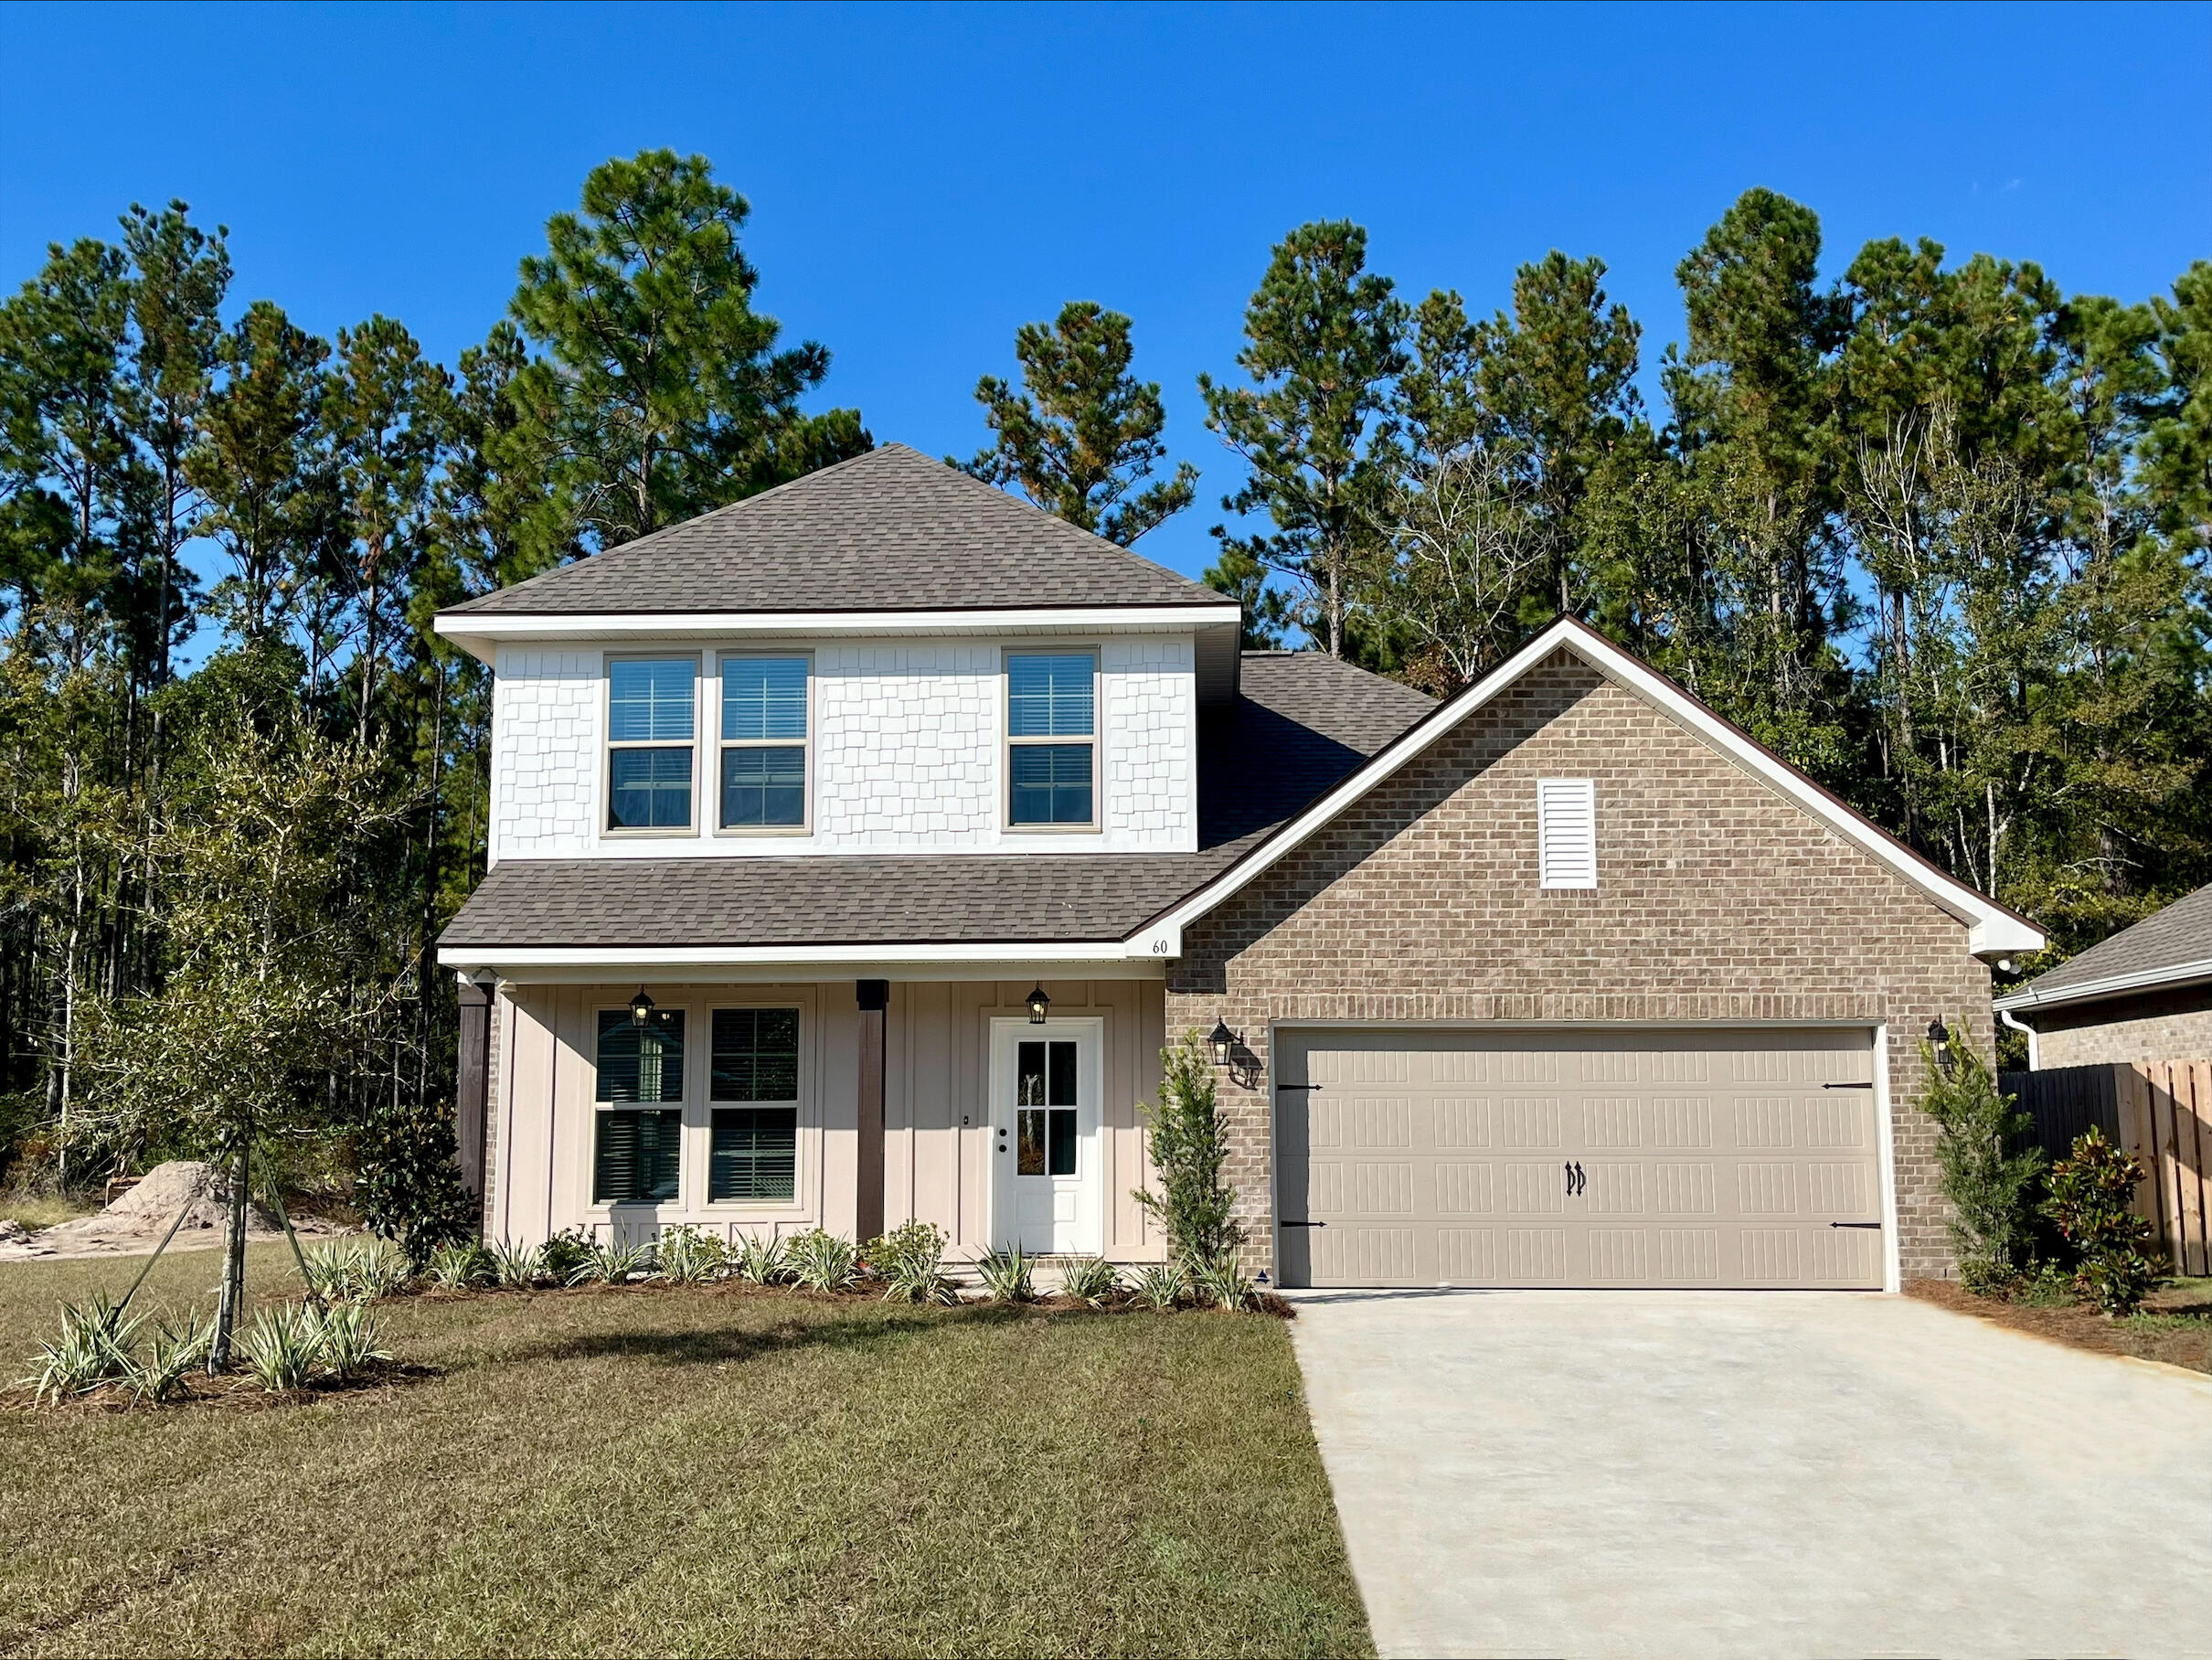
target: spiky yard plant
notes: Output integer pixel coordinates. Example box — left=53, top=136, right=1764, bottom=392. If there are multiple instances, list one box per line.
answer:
left=425, top=1240, right=495, bottom=1291
left=238, top=1303, right=327, bottom=1392
left=489, top=1238, right=546, bottom=1289
left=1129, top=1261, right=1186, bottom=1312
left=868, top=1221, right=958, bottom=1305
left=21, top=1294, right=147, bottom=1405
left=977, top=1242, right=1037, bottom=1304
left=1190, top=1250, right=1258, bottom=1313
left=573, top=1237, right=656, bottom=1285
left=786, top=1229, right=860, bottom=1293
left=313, top=1301, right=392, bottom=1381
left=731, top=1231, right=791, bottom=1285
left=128, top=1311, right=213, bottom=1403
left=1058, top=1256, right=1121, bottom=1308
left=655, top=1226, right=728, bottom=1284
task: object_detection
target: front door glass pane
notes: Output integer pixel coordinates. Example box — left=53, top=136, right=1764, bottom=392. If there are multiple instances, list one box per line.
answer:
left=1017, top=1109, right=1046, bottom=1175
left=1017, top=1041, right=1046, bottom=1105
left=1048, top=1108, right=1076, bottom=1176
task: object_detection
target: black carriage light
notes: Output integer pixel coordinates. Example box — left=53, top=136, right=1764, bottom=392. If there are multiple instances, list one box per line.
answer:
left=1927, top=1017, right=1952, bottom=1075
left=1026, top=984, right=1050, bottom=1025
left=1209, top=1019, right=1238, bottom=1066
left=630, top=988, right=656, bottom=1029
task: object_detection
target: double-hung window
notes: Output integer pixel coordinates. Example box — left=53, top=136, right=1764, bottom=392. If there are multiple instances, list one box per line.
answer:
left=709, top=1008, right=800, bottom=1202
left=594, top=1008, right=685, bottom=1204
left=606, top=657, right=697, bottom=832
left=1005, top=651, right=1096, bottom=828
left=719, top=655, right=809, bottom=831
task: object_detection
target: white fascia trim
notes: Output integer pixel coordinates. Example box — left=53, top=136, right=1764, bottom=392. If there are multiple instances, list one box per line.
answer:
left=436, top=939, right=1163, bottom=972
left=1141, top=618, right=2046, bottom=958
left=434, top=603, right=1240, bottom=657
left=1993, top=957, right=2212, bottom=1014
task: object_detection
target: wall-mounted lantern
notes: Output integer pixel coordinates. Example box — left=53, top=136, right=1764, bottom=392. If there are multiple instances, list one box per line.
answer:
left=1208, top=1019, right=1239, bottom=1067
left=629, top=988, right=656, bottom=1029
left=1026, top=984, right=1051, bottom=1025
left=1927, top=1017, right=1952, bottom=1076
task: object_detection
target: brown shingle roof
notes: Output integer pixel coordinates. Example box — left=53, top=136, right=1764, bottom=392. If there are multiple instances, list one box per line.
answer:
left=440, top=652, right=1434, bottom=952
left=441, top=444, right=1226, bottom=617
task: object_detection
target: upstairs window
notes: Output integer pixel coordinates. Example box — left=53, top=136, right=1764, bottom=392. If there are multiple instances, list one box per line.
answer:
left=594, top=1007, right=685, bottom=1204
left=719, top=655, right=810, bottom=831
left=607, top=657, right=696, bottom=832
left=1537, top=778, right=1598, bottom=889
left=1005, top=652, right=1096, bottom=828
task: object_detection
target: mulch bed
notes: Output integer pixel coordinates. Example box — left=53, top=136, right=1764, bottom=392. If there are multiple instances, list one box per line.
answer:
left=1905, top=1277, right=2212, bottom=1376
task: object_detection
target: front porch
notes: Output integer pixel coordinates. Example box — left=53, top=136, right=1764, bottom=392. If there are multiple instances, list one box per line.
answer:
left=460, top=975, right=1172, bottom=1262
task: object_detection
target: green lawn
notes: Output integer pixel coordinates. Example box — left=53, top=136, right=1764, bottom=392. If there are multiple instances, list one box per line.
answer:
left=0, top=1245, right=1369, bottom=1659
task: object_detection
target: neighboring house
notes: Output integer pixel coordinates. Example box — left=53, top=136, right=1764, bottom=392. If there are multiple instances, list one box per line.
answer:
left=1994, top=883, right=2212, bottom=1069
left=433, top=442, right=2043, bottom=1291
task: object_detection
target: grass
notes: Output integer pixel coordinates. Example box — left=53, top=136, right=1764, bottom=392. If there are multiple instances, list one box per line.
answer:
left=0, top=1245, right=1371, bottom=1658
left=0, top=1192, right=94, bottom=1232
left=1907, top=1273, right=2212, bottom=1376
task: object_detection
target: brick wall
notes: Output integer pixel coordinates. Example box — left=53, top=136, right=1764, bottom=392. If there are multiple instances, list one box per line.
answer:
left=2031, top=986, right=2212, bottom=1069
left=1165, top=651, right=1994, bottom=1282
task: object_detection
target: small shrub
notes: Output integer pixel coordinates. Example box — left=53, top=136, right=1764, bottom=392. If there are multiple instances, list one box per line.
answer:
left=21, top=1295, right=145, bottom=1405
left=730, top=1232, right=790, bottom=1286
left=238, top=1303, right=326, bottom=1391
left=1190, top=1250, right=1257, bottom=1312
left=1917, top=1026, right=2043, bottom=1292
left=314, top=1301, right=391, bottom=1382
left=127, top=1311, right=212, bottom=1403
left=656, top=1226, right=728, bottom=1284
left=1130, top=1261, right=1186, bottom=1312
left=868, top=1221, right=957, bottom=1305
left=786, top=1229, right=860, bottom=1293
left=1135, top=1031, right=1247, bottom=1268
left=977, top=1242, right=1037, bottom=1304
left=489, top=1238, right=546, bottom=1289
left=573, top=1237, right=656, bottom=1285
left=2044, top=1126, right=2159, bottom=1315
left=540, top=1228, right=592, bottom=1285
left=425, top=1240, right=495, bottom=1291
left=1058, top=1256, right=1120, bottom=1308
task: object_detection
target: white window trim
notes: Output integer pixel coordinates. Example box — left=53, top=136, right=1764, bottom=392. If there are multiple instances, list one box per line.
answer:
left=1001, top=644, right=1101, bottom=835
left=702, top=1002, right=805, bottom=1208
left=1537, top=776, right=1598, bottom=890
left=601, top=651, right=702, bottom=839
left=713, top=649, right=814, bottom=837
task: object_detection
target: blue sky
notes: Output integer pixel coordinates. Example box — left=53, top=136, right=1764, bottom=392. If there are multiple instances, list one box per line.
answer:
left=5, top=0, right=2208, bottom=606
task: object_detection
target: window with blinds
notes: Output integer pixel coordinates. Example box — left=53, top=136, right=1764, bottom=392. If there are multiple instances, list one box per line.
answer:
left=594, top=1008, right=685, bottom=1204
left=709, top=1008, right=800, bottom=1203
left=1537, top=777, right=1598, bottom=889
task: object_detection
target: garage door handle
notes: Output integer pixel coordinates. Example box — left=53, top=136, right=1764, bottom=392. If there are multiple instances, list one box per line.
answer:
left=1281, top=1220, right=1327, bottom=1228
left=1823, top=1081, right=1874, bottom=1090
left=1828, top=1221, right=1881, bottom=1229
left=1276, top=1082, right=1322, bottom=1092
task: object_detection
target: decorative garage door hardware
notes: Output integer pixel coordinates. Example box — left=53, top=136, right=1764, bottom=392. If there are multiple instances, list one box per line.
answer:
left=1281, top=1219, right=1327, bottom=1228
left=1563, top=1161, right=1587, bottom=1196
left=1829, top=1221, right=1882, bottom=1229
left=1276, top=1081, right=1322, bottom=1091
left=1823, top=1080, right=1874, bottom=1090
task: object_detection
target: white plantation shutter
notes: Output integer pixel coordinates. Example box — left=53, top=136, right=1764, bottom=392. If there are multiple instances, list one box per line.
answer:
left=1537, top=778, right=1597, bottom=889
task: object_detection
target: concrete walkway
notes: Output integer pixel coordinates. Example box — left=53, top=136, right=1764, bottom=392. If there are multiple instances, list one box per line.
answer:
left=1289, top=1291, right=2212, bottom=1660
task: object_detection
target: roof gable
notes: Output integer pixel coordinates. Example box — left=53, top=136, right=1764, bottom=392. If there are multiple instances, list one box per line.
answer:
left=442, top=443, right=1225, bottom=617
left=1150, top=619, right=2044, bottom=958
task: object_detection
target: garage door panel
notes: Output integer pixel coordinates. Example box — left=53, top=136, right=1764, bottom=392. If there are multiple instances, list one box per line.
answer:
left=1277, top=1027, right=1883, bottom=1289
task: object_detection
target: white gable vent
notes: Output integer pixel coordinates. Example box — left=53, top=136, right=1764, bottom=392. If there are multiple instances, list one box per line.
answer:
left=1537, top=778, right=1597, bottom=889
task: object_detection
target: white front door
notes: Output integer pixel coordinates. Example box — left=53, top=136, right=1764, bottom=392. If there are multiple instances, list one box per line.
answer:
left=991, top=1019, right=1102, bottom=1254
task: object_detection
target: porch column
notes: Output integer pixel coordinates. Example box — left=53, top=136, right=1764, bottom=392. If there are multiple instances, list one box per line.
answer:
left=453, top=974, right=492, bottom=1227
left=855, top=979, right=888, bottom=1242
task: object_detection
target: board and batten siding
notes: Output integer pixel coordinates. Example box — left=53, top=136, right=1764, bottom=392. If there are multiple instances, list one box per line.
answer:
left=484, top=978, right=1167, bottom=1259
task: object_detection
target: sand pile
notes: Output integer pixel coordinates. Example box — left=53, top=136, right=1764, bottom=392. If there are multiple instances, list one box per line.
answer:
left=0, top=1160, right=324, bottom=1261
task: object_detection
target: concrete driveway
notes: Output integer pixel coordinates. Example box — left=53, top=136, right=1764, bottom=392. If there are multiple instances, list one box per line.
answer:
left=1290, top=1291, right=2212, bottom=1660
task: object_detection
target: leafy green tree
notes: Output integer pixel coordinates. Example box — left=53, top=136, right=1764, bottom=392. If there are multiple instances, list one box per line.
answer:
left=1916, top=1027, right=2042, bottom=1293
left=1199, top=543, right=1292, bottom=647
left=962, top=301, right=1196, bottom=546
left=507, top=149, right=869, bottom=560
left=2042, top=1126, right=2158, bottom=1314
left=1201, top=220, right=1406, bottom=658
left=2145, top=261, right=2212, bottom=556
left=1133, top=1030, right=1245, bottom=1268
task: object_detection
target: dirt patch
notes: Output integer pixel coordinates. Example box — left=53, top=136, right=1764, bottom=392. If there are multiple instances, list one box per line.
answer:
left=1906, top=1277, right=2212, bottom=1376
left=0, top=1161, right=346, bottom=1262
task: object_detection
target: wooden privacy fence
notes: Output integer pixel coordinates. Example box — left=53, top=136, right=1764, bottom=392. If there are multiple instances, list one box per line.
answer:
left=2003, top=1059, right=2212, bottom=1276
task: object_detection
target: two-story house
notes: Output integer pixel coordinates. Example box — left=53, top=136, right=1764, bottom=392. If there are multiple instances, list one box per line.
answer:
left=434, top=443, right=2042, bottom=1289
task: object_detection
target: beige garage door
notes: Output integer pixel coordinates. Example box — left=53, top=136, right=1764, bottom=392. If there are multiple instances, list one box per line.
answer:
left=1275, top=1027, right=1884, bottom=1289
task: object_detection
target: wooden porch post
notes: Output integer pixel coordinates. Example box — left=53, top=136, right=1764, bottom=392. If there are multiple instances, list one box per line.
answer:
left=856, top=979, right=888, bottom=1243
left=455, top=975, right=492, bottom=1229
